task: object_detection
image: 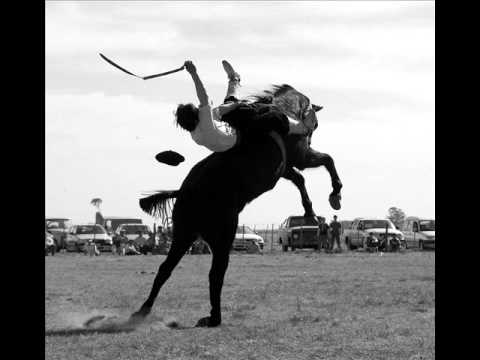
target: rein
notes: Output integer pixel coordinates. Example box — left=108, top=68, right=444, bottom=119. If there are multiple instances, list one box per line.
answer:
left=99, top=53, right=184, bottom=80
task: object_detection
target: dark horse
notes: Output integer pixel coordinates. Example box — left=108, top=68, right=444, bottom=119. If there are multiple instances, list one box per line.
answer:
left=132, top=85, right=342, bottom=327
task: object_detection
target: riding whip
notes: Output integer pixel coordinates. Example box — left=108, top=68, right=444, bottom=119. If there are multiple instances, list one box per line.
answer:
left=99, top=53, right=185, bottom=80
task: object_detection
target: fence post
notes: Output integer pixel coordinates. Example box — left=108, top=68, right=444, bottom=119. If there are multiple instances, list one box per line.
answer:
left=385, top=224, right=390, bottom=252
left=271, top=224, right=274, bottom=252
left=153, top=222, right=157, bottom=246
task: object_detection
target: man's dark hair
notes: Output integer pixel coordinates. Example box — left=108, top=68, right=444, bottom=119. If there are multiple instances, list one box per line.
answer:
left=175, top=103, right=199, bottom=132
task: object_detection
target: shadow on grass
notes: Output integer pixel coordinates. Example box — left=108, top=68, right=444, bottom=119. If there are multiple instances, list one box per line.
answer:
left=46, top=314, right=141, bottom=337
left=46, top=319, right=194, bottom=337
left=45, top=326, right=136, bottom=337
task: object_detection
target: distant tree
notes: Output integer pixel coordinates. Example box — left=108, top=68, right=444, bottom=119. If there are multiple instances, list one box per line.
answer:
left=387, top=207, right=406, bottom=229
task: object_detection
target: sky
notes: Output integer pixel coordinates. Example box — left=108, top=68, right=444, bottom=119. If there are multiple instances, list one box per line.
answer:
left=45, top=1, right=435, bottom=229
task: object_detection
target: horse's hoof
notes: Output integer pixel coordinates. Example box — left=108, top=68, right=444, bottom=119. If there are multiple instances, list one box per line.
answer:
left=129, top=307, right=151, bottom=323
left=329, top=193, right=341, bottom=210
left=195, top=316, right=221, bottom=328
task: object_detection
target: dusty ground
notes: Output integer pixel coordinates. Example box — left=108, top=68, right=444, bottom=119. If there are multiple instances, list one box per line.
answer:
left=45, top=250, right=434, bottom=360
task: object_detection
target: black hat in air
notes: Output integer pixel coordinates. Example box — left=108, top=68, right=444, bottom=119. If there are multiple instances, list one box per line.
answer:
left=155, top=150, right=185, bottom=166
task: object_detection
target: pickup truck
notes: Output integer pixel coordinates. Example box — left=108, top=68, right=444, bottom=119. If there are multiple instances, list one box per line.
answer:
left=65, top=224, right=113, bottom=252
left=343, top=218, right=405, bottom=250
left=232, top=225, right=264, bottom=251
left=278, top=216, right=319, bottom=251
left=401, top=217, right=435, bottom=250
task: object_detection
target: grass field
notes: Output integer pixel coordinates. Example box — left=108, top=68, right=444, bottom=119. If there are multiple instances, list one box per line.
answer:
left=45, top=250, right=434, bottom=360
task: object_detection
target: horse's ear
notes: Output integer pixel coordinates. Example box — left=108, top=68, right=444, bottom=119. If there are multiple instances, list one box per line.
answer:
left=312, top=104, right=323, bottom=112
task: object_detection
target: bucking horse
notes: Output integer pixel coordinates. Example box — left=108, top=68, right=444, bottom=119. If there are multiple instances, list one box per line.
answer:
left=132, top=84, right=342, bottom=327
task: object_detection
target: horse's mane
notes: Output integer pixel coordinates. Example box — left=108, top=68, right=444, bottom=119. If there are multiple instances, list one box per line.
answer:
left=247, top=84, right=310, bottom=121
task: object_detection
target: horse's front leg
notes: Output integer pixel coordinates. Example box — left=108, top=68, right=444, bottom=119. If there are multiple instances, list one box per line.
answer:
left=301, top=148, right=343, bottom=210
left=283, top=167, right=316, bottom=218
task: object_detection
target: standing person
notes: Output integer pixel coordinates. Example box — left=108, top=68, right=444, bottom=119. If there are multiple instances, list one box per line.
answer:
left=119, top=230, right=129, bottom=256
left=134, top=231, right=148, bottom=254
left=173, top=60, right=309, bottom=153
left=329, top=215, right=342, bottom=252
left=156, top=227, right=169, bottom=255
left=112, top=232, right=122, bottom=255
left=317, top=217, right=330, bottom=251
left=145, top=232, right=155, bottom=255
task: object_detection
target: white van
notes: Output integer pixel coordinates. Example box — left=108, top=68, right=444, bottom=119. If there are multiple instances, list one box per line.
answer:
left=402, top=217, right=435, bottom=250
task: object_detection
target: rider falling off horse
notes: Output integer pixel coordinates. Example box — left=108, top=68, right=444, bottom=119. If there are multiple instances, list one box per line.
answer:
left=174, top=60, right=312, bottom=152
left=158, top=59, right=341, bottom=210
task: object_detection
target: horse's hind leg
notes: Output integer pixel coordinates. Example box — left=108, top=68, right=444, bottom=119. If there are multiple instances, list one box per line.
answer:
left=131, top=225, right=195, bottom=319
left=196, top=216, right=238, bottom=327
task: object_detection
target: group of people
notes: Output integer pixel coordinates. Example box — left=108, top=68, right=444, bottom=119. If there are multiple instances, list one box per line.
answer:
left=112, top=230, right=156, bottom=256
left=317, top=215, right=343, bottom=252
left=84, top=229, right=171, bottom=257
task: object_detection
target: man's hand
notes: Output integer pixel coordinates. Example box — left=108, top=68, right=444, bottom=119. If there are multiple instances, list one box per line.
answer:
left=184, top=60, right=197, bottom=74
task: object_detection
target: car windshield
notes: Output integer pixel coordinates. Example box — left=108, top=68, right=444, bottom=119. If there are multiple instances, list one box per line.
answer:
left=121, top=225, right=149, bottom=234
left=419, top=220, right=435, bottom=231
left=289, top=217, right=318, bottom=227
left=46, top=219, right=69, bottom=229
left=76, top=225, right=105, bottom=235
left=236, top=226, right=255, bottom=234
left=363, top=220, right=394, bottom=229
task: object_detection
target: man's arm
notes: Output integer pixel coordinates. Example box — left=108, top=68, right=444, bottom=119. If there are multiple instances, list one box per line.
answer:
left=184, top=60, right=209, bottom=106
left=217, top=102, right=242, bottom=117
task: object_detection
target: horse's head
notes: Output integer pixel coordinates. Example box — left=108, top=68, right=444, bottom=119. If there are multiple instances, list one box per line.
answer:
left=255, top=84, right=322, bottom=167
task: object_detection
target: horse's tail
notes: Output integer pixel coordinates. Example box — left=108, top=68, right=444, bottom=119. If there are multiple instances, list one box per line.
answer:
left=139, top=190, right=179, bottom=225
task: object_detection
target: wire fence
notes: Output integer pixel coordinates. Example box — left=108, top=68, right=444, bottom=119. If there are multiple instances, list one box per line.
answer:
left=241, top=224, right=282, bottom=252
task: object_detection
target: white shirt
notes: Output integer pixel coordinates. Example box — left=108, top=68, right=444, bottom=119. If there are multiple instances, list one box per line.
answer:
left=190, top=103, right=237, bottom=152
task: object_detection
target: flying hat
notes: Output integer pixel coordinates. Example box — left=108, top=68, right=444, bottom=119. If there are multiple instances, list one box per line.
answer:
left=155, top=150, right=185, bottom=166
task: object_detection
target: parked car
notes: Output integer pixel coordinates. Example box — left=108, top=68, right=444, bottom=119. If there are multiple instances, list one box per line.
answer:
left=101, top=216, right=143, bottom=235
left=342, top=218, right=405, bottom=250
left=278, top=216, right=319, bottom=251
left=65, top=224, right=113, bottom=252
left=45, top=231, right=56, bottom=256
left=232, top=225, right=264, bottom=251
left=402, top=217, right=435, bottom=250
left=114, top=224, right=152, bottom=241
left=45, top=217, right=72, bottom=250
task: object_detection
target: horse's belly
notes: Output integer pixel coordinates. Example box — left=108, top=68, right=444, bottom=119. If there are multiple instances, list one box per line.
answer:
left=178, top=140, right=282, bottom=210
